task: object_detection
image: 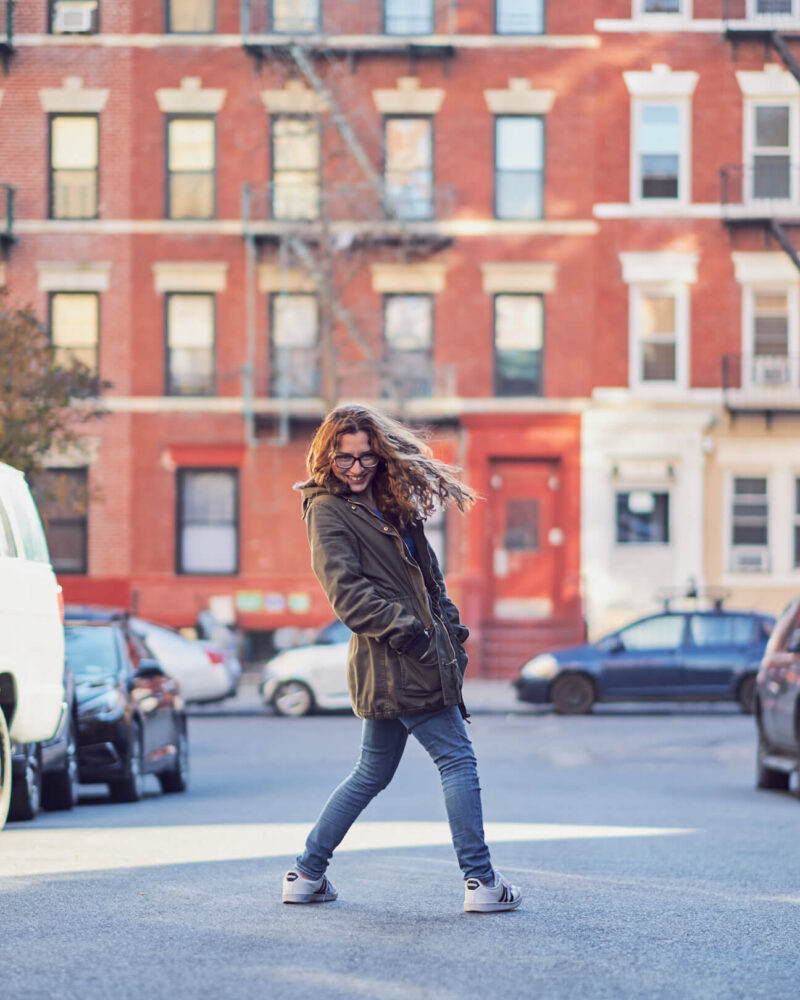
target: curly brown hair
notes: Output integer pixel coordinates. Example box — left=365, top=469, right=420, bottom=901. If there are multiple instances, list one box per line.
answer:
left=304, top=403, right=476, bottom=526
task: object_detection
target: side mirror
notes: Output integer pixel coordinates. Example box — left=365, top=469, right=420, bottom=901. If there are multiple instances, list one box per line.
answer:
left=135, top=657, right=167, bottom=679
left=599, top=635, right=624, bottom=654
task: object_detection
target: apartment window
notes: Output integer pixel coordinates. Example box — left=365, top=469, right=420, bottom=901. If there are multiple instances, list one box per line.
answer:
left=50, top=292, right=99, bottom=373
left=616, top=491, right=670, bottom=544
left=635, top=102, right=681, bottom=200
left=273, top=0, right=319, bottom=31
left=385, top=117, right=433, bottom=220
left=167, top=117, right=215, bottom=220
left=751, top=105, right=791, bottom=201
left=50, top=115, right=98, bottom=220
left=33, top=468, right=89, bottom=575
left=632, top=287, right=679, bottom=385
left=496, top=0, right=544, bottom=33
left=167, top=0, right=215, bottom=32
left=166, top=294, right=215, bottom=396
left=177, top=469, right=238, bottom=575
left=384, top=295, right=434, bottom=398
left=272, top=117, right=320, bottom=221
left=495, top=116, right=544, bottom=219
left=494, top=294, right=543, bottom=396
left=640, top=0, right=682, bottom=11
left=731, top=477, right=769, bottom=571
left=270, top=294, right=319, bottom=398
left=50, top=0, right=99, bottom=33
left=385, top=0, right=433, bottom=34
left=755, top=1, right=794, bottom=14
left=794, top=477, right=800, bottom=568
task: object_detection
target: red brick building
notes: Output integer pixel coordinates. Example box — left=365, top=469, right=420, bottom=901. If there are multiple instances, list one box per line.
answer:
left=2, top=2, right=799, bottom=673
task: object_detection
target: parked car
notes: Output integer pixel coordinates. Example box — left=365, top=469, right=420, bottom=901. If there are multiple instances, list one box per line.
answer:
left=514, top=607, right=774, bottom=715
left=198, top=640, right=242, bottom=698
left=8, top=665, right=78, bottom=822
left=65, top=617, right=188, bottom=801
left=755, top=597, right=800, bottom=795
left=261, top=620, right=352, bottom=717
left=0, top=462, right=66, bottom=829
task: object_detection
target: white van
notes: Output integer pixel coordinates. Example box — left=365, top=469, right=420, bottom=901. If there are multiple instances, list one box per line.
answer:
left=0, top=462, right=65, bottom=828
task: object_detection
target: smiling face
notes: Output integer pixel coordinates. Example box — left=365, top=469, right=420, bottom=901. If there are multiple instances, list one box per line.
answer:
left=331, top=430, right=378, bottom=496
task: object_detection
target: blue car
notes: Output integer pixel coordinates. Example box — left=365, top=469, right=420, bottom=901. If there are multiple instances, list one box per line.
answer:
left=513, top=608, right=774, bottom=715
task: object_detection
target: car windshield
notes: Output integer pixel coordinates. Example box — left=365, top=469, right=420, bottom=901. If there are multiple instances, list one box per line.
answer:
left=316, top=620, right=352, bottom=644
left=65, top=625, right=119, bottom=677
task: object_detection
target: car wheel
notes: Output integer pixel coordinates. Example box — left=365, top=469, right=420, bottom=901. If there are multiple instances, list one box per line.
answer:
left=109, top=724, right=144, bottom=803
left=756, top=729, right=790, bottom=791
left=0, top=711, right=12, bottom=830
left=159, top=721, right=189, bottom=794
left=551, top=674, right=595, bottom=715
left=738, top=675, right=756, bottom=715
left=42, top=717, right=79, bottom=811
left=272, top=681, right=315, bottom=717
left=9, top=747, right=42, bottom=822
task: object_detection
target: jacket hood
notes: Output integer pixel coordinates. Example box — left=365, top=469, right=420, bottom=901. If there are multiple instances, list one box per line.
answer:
left=297, top=480, right=334, bottom=518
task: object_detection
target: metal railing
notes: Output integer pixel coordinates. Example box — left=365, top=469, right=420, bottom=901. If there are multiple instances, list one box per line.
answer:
left=723, top=0, right=800, bottom=29
left=0, top=183, right=14, bottom=241
left=241, top=0, right=458, bottom=39
left=1, top=1, right=14, bottom=48
left=720, top=162, right=800, bottom=218
left=722, top=353, right=800, bottom=407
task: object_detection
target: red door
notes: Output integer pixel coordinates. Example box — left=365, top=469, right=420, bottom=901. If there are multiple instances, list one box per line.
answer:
left=488, top=460, right=562, bottom=620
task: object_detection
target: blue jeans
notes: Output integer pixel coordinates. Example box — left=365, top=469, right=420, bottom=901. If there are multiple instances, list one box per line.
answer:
left=295, top=706, right=494, bottom=883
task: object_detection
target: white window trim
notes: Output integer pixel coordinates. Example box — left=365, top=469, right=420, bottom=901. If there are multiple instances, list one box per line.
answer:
left=630, top=96, right=692, bottom=207
left=743, top=96, right=800, bottom=206
left=627, top=282, right=689, bottom=394
left=740, top=284, right=800, bottom=388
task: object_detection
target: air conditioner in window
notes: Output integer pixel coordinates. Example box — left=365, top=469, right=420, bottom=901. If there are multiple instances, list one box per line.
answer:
left=53, top=6, right=94, bottom=34
left=752, top=356, right=790, bottom=387
left=731, top=547, right=770, bottom=573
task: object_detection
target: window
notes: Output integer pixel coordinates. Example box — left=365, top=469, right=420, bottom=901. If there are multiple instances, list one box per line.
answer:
left=272, top=117, right=320, bottom=220
left=50, top=0, right=99, bottom=33
left=633, top=288, right=679, bottom=384
left=177, top=469, right=238, bottom=575
left=50, top=115, right=98, bottom=220
left=32, top=468, right=89, bottom=575
left=505, top=499, right=540, bottom=551
left=385, top=0, right=433, bottom=34
left=426, top=508, right=446, bottom=572
left=50, top=293, right=99, bottom=373
left=731, top=477, right=769, bottom=571
left=167, top=117, right=215, bottom=220
left=167, top=0, right=215, bottom=32
left=270, top=294, right=319, bottom=398
left=688, top=615, right=754, bottom=648
left=634, top=102, right=681, bottom=200
left=273, top=0, right=319, bottom=31
left=616, top=490, right=670, bottom=544
left=385, top=117, right=433, bottom=219
left=795, top=477, right=800, bottom=568
left=496, top=0, right=544, bottom=33
left=384, top=295, right=434, bottom=398
left=751, top=105, right=791, bottom=201
left=617, top=615, right=685, bottom=651
left=166, top=294, right=215, bottom=396
left=755, top=1, right=794, bottom=15
left=495, top=116, right=544, bottom=219
left=749, top=291, right=791, bottom=386
left=493, top=294, right=543, bottom=396
left=640, top=0, right=681, bottom=11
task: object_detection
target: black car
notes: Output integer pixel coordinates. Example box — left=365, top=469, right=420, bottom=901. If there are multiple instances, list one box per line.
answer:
left=65, top=618, right=189, bottom=801
left=9, top=667, right=79, bottom=822
left=514, top=607, right=775, bottom=714
left=755, top=597, right=800, bottom=795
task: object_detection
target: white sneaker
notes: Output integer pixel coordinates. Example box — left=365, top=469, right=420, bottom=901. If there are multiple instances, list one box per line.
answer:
left=463, top=871, right=522, bottom=913
left=282, top=869, right=338, bottom=904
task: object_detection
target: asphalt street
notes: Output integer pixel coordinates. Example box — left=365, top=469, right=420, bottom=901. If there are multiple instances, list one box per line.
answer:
left=2, top=702, right=800, bottom=1000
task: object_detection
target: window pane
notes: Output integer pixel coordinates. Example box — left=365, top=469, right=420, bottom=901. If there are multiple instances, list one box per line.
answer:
left=52, top=294, right=98, bottom=348
left=183, top=471, right=235, bottom=522
left=618, top=615, right=684, bottom=651
left=385, top=119, right=433, bottom=219
left=52, top=117, right=97, bottom=169
left=644, top=0, right=681, bottom=9
left=639, top=104, right=679, bottom=199
left=272, top=295, right=319, bottom=397
left=169, top=0, right=214, bottom=31
left=616, top=491, right=670, bottom=543
left=505, top=498, right=540, bottom=551
left=273, top=295, right=317, bottom=348
left=169, top=174, right=214, bottom=219
left=169, top=119, right=215, bottom=171
left=494, top=295, right=543, bottom=396
left=640, top=294, right=675, bottom=337
left=753, top=156, right=790, bottom=199
left=273, top=0, right=319, bottom=31
left=33, top=468, right=89, bottom=574
left=689, top=615, right=753, bottom=648
left=731, top=477, right=768, bottom=547
left=385, top=0, right=434, bottom=34
left=385, top=296, right=432, bottom=350
left=642, top=341, right=676, bottom=381
left=168, top=295, right=214, bottom=347
left=497, top=118, right=542, bottom=170
left=273, top=118, right=319, bottom=169
left=496, top=0, right=544, bottom=33
left=179, top=470, right=238, bottom=575
left=182, top=525, right=236, bottom=573
left=755, top=106, right=789, bottom=148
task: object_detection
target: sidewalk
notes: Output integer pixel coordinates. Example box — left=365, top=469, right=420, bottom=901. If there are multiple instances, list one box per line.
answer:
left=187, top=669, right=532, bottom=717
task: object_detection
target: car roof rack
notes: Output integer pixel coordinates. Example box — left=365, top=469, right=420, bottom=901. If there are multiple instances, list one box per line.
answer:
left=653, top=585, right=730, bottom=614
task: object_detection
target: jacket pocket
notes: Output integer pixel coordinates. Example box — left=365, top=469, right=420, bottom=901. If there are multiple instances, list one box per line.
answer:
left=399, top=650, right=441, bottom=697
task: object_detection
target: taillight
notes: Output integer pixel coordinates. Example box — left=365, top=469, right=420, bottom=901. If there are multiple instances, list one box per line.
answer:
left=205, top=648, right=224, bottom=666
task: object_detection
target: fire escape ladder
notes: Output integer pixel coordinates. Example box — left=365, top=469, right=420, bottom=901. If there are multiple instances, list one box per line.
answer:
left=768, top=31, right=800, bottom=86
left=1, top=0, right=15, bottom=74
left=768, top=218, right=800, bottom=272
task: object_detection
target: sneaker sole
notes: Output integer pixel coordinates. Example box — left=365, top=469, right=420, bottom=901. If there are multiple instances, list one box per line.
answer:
left=282, top=891, right=338, bottom=904
left=464, top=897, right=522, bottom=913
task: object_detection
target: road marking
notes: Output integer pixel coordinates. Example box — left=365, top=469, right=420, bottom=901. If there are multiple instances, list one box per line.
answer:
left=0, top=821, right=694, bottom=879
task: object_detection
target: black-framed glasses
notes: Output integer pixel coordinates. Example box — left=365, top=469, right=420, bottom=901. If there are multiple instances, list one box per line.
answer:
left=333, top=451, right=380, bottom=470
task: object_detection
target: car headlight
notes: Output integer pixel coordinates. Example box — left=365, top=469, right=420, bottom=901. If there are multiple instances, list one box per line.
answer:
left=520, top=654, right=559, bottom=680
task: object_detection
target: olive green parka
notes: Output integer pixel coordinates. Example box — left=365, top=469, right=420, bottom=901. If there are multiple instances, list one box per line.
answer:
left=300, top=483, right=469, bottom=720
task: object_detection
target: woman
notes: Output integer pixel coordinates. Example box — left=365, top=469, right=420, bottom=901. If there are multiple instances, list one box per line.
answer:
left=282, top=403, right=521, bottom=914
